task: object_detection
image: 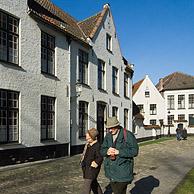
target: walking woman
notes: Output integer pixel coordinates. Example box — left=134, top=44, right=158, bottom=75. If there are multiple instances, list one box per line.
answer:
left=80, top=128, right=103, bottom=194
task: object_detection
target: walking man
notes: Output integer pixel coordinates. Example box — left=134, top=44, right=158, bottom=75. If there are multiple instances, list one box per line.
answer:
left=100, top=116, right=139, bottom=194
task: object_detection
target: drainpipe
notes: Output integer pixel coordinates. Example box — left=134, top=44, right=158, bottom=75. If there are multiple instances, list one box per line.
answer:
left=67, top=36, right=72, bottom=156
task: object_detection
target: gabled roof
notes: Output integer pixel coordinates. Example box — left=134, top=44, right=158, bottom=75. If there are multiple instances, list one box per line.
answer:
left=132, top=78, right=144, bottom=96
left=156, top=72, right=194, bottom=91
left=27, top=0, right=88, bottom=44
left=78, top=4, right=110, bottom=39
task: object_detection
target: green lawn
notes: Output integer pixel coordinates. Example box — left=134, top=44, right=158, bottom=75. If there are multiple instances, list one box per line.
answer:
left=171, top=168, right=194, bottom=194
left=139, top=136, right=174, bottom=147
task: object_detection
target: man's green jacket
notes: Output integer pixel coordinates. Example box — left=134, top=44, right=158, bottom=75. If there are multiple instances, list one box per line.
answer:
left=100, top=127, right=139, bottom=183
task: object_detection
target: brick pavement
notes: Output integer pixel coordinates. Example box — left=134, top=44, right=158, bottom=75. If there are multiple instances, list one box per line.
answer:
left=0, top=137, right=194, bottom=194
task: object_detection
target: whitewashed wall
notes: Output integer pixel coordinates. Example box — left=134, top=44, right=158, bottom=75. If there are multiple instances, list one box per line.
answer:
left=0, top=0, right=70, bottom=148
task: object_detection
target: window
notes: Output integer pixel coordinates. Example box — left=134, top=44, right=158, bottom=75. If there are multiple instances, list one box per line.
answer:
left=145, top=91, right=150, bottom=98
left=112, top=67, right=118, bottom=94
left=79, top=101, right=88, bottom=138
left=0, top=11, right=19, bottom=64
left=124, top=73, right=129, bottom=97
left=189, top=114, right=194, bottom=126
left=106, top=33, right=112, bottom=51
left=168, top=115, right=174, bottom=125
left=0, top=89, right=19, bottom=143
left=189, top=94, right=194, bottom=109
left=150, top=120, right=156, bottom=125
left=178, top=95, right=185, bottom=109
left=124, top=109, right=128, bottom=129
left=79, top=50, right=88, bottom=84
left=167, top=95, right=174, bottom=109
left=41, top=96, right=55, bottom=140
left=137, top=104, right=144, bottom=113
left=98, top=59, right=105, bottom=90
left=150, top=104, right=157, bottom=115
left=178, top=114, right=185, bottom=121
left=41, top=32, right=55, bottom=75
left=112, top=106, right=118, bottom=117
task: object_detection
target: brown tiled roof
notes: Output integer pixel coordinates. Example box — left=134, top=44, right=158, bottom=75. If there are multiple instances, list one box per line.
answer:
left=132, top=79, right=144, bottom=96
left=156, top=72, right=194, bottom=91
left=78, top=4, right=109, bottom=39
left=27, top=0, right=88, bottom=44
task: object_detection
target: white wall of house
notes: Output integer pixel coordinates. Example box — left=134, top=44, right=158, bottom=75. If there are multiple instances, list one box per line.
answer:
left=133, top=75, right=165, bottom=127
left=163, top=89, right=194, bottom=135
left=0, top=0, right=70, bottom=148
left=132, top=75, right=165, bottom=140
left=70, top=7, right=132, bottom=147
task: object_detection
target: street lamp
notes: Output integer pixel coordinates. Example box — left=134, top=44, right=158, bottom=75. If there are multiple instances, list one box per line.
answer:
left=75, top=83, right=82, bottom=97
left=168, top=111, right=171, bottom=137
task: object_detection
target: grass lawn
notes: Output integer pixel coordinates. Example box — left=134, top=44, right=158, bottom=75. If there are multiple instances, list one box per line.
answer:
left=171, top=168, right=194, bottom=194
left=139, top=136, right=174, bottom=147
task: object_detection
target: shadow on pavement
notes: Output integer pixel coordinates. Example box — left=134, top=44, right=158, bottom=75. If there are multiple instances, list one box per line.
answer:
left=130, top=175, right=160, bottom=194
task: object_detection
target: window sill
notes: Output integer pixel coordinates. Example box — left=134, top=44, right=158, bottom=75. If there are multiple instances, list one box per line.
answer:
left=107, top=49, right=113, bottom=54
left=41, top=139, right=58, bottom=144
left=41, top=72, right=59, bottom=80
left=98, top=88, right=108, bottom=94
left=178, top=108, right=185, bottom=110
left=80, top=83, right=91, bottom=89
left=112, top=92, right=120, bottom=97
left=0, top=60, right=25, bottom=71
left=124, top=96, right=130, bottom=100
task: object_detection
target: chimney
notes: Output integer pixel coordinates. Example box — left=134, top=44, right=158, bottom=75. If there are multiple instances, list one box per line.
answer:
left=158, top=78, right=164, bottom=92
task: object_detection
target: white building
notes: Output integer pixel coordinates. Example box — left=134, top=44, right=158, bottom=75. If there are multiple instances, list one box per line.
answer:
left=0, top=0, right=133, bottom=165
left=70, top=4, right=133, bottom=154
left=156, top=72, right=194, bottom=135
left=133, top=75, right=165, bottom=140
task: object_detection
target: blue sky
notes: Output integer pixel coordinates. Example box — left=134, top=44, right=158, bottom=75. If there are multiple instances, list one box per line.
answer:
left=52, top=0, right=194, bottom=84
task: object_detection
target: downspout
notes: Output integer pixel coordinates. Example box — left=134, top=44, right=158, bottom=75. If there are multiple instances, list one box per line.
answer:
left=67, top=36, right=72, bottom=156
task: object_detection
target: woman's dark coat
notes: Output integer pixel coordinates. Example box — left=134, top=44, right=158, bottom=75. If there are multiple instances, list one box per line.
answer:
left=81, top=141, right=103, bottom=179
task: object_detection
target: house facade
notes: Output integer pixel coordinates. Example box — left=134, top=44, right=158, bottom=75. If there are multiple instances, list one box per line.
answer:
left=133, top=75, right=165, bottom=140
left=156, top=72, right=194, bottom=135
left=0, top=0, right=133, bottom=165
left=70, top=4, right=133, bottom=154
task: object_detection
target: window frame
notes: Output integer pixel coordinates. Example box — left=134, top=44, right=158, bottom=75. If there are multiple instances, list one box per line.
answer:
left=0, top=89, right=19, bottom=143
left=112, top=106, right=118, bottom=117
left=189, top=94, right=194, bottom=109
left=106, top=33, right=112, bottom=52
left=167, top=95, right=174, bottom=110
left=124, top=108, right=128, bottom=130
left=137, top=104, right=144, bottom=113
left=145, top=91, right=150, bottom=98
left=150, top=119, right=156, bottom=125
left=98, top=59, right=105, bottom=90
left=178, top=95, right=185, bottom=109
left=41, top=31, right=55, bottom=75
left=124, top=73, right=129, bottom=97
left=150, top=104, right=157, bottom=115
left=41, top=95, right=55, bottom=141
left=79, top=101, right=88, bottom=138
left=0, top=10, right=19, bottom=65
left=112, top=66, right=118, bottom=94
left=168, top=115, right=174, bottom=125
left=78, top=49, right=88, bottom=85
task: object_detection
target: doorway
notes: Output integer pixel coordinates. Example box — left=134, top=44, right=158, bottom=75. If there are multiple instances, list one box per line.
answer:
left=97, top=102, right=107, bottom=144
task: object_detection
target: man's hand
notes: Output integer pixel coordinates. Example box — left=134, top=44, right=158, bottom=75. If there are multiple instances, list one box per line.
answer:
left=107, top=147, right=119, bottom=155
